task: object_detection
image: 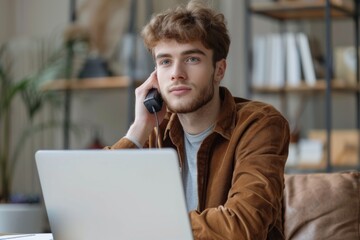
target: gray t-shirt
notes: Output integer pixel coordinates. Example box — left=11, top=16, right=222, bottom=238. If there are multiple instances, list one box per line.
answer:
left=183, top=124, right=214, bottom=211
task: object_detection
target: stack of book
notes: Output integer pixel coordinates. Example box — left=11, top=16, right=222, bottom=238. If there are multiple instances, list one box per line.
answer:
left=252, top=32, right=317, bottom=88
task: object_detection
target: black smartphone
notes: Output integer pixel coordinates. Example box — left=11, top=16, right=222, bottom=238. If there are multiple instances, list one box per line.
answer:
left=143, top=88, right=163, bottom=113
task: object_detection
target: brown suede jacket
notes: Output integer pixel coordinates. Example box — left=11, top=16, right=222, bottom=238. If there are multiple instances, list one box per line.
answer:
left=107, top=87, right=290, bottom=240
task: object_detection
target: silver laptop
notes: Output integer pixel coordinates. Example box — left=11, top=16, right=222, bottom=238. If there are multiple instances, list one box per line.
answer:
left=35, top=149, right=193, bottom=240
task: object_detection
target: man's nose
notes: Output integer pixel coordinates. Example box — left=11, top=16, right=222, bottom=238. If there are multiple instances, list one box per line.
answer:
left=171, top=62, right=186, bottom=81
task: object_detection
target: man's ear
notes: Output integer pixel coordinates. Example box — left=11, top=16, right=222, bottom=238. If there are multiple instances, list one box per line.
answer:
left=214, top=59, right=226, bottom=84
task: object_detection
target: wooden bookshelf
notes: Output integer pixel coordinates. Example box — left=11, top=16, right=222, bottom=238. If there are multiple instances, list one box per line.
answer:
left=251, top=1, right=354, bottom=20
left=246, top=0, right=360, bottom=172
left=41, top=76, right=143, bottom=91
left=252, top=80, right=359, bottom=94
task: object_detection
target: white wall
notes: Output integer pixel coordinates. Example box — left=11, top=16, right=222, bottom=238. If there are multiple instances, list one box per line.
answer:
left=0, top=0, right=68, bottom=41
left=219, top=0, right=246, bottom=97
left=0, top=0, right=11, bottom=43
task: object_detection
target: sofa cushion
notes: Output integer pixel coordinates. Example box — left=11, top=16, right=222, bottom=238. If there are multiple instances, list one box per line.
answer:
left=283, top=171, right=360, bottom=240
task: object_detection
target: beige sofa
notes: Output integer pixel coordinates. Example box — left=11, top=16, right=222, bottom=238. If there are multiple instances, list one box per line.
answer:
left=283, top=171, right=360, bottom=240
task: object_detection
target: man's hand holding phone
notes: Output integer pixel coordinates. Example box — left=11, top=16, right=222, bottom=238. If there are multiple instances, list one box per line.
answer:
left=125, top=70, right=166, bottom=147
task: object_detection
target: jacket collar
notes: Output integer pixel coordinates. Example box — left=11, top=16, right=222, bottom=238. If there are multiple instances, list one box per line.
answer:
left=163, top=87, right=236, bottom=142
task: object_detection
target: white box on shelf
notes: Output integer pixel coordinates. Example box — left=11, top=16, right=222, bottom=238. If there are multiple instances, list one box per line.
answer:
left=298, top=139, right=323, bottom=165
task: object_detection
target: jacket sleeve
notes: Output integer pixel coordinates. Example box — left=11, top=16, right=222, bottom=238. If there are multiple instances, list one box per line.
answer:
left=190, top=114, right=290, bottom=240
left=104, top=131, right=157, bottom=149
left=104, top=113, right=172, bottom=150
left=104, top=137, right=140, bottom=149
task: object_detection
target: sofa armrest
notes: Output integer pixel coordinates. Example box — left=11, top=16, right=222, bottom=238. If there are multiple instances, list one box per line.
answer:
left=283, top=171, right=360, bottom=240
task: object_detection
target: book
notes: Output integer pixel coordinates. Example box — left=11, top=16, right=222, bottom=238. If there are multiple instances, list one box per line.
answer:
left=252, top=35, right=267, bottom=87
left=284, top=32, right=301, bottom=86
left=263, top=34, right=285, bottom=87
left=297, top=32, right=316, bottom=86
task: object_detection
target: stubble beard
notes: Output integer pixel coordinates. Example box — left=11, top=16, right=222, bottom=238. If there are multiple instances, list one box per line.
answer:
left=164, top=74, right=215, bottom=114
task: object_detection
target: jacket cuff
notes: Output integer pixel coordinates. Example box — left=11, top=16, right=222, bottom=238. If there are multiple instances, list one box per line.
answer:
left=104, top=137, right=140, bottom=149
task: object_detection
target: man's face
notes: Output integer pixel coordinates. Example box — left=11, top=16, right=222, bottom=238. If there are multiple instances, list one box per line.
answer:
left=154, top=40, right=217, bottom=114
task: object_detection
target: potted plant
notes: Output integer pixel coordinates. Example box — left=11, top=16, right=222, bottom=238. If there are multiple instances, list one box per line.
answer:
left=0, top=39, right=66, bottom=232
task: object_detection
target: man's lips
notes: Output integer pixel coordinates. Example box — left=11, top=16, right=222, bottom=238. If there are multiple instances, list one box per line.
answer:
left=169, top=86, right=191, bottom=96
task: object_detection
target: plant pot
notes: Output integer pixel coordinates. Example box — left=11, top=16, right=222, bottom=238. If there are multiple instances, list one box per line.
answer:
left=0, top=203, right=46, bottom=233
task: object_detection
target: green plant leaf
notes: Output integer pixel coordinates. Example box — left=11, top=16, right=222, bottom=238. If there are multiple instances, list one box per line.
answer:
left=0, top=79, right=29, bottom=113
left=0, top=38, right=67, bottom=202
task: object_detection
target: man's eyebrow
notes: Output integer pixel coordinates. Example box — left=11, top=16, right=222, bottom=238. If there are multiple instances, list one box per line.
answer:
left=155, top=49, right=207, bottom=59
left=182, top=49, right=206, bottom=56
left=155, top=53, right=171, bottom=59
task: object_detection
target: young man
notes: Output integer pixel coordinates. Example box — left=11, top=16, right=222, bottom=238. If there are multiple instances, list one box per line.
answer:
left=106, top=1, right=290, bottom=239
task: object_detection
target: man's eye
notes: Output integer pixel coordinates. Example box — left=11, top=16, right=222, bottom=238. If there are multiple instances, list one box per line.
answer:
left=186, top=57, right=200, bottom=63
left=159, top=59, right=171, bottom=65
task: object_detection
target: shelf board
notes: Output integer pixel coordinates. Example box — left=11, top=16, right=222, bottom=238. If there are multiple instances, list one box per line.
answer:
left=250, top=1, right=355, bottom=20
left=252, top=80, right=359, bottom=93
left=41, top=76, right=143, bottom=91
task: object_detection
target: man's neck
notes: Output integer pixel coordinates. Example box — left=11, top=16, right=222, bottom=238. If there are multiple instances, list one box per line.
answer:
left=177, top=89, right=221, bottom=135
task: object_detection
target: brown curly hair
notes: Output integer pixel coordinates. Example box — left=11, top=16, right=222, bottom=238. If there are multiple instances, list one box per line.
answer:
left=141, top=0, right=230, bottom=64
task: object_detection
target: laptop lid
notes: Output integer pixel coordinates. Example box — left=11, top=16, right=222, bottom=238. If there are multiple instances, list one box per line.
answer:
left=35, top=149, right=193, bottom=240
